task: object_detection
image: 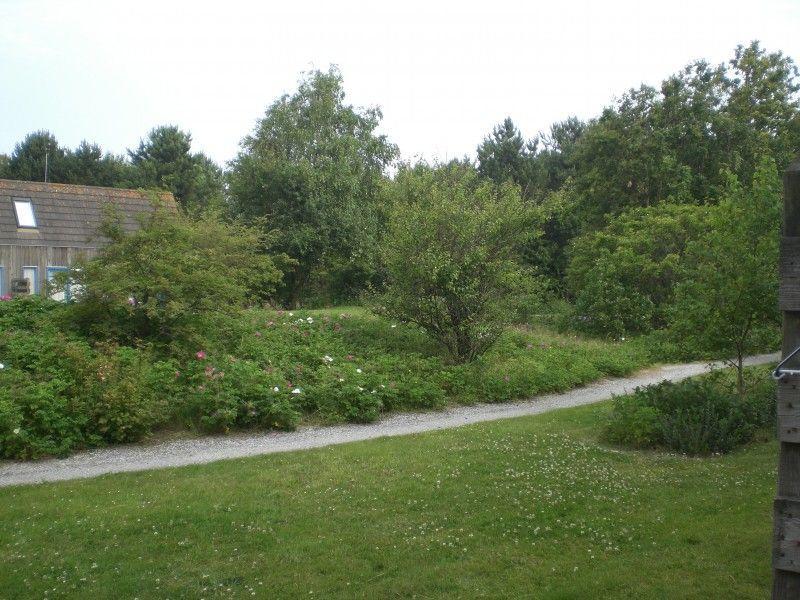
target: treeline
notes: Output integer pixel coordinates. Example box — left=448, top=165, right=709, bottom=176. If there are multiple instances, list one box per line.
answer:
left=2, top=41, right=798, bottom=319
left=0, top=126, right=223, bottom=210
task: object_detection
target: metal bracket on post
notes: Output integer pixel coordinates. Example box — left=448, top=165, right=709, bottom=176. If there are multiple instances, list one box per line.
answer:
left=774, top=345, right=800, bottom=380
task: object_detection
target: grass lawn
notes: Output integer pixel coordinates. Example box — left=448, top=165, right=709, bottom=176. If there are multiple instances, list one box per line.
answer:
left=0, top=401, right=775, bottom=599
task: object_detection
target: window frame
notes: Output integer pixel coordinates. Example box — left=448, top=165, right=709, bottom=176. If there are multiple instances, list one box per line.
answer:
left=12, top=197, right=37, bottom=229
left=21, top=265, right=39, bottom=294
left=46, top=266, right=71, bottom=302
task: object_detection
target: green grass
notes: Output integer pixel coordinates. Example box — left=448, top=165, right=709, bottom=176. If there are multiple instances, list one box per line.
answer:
left=0, top=402, right=775, bottom=599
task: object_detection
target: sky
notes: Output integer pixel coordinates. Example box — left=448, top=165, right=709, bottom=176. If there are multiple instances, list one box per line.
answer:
left=1, top=0, right=799, bottom=167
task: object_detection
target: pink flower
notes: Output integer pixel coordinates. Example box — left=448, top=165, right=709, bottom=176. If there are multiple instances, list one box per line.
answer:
left=254, top=331, right=262, bottom=337
left=174, top=370, right=181, bottom=378
left=0, top=294, right=11, bottom=301
left=346, top=354, right=354, bottom=361
left=196, top=350, right=206, bottom=360
left=266, top=321, right=275, bottom=327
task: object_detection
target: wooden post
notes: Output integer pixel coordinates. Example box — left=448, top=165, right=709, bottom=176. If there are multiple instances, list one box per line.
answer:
left=774, top=157, right=800, bottom=598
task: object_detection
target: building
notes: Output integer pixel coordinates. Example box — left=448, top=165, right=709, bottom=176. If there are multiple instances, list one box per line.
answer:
left=0, top=179, right=176, bottom=299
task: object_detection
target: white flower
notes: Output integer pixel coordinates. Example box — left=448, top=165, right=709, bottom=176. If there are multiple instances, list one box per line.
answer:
left=358, top=387, right=364, bottom=392
left=291, top=388, right=302, bottom=394
left=391, top=324, right=397, bottom=328
left=323, top=355, right=333, bottom=364
left=13, top=428, right=20, bottom=435
left=0, top=363, right=4, bottom=369
left=273, top=386, right=280, bottom=392
left=289, top=312, right=294, bottom=317
left=356, top=368, right=362, bottom=374
left=338, top=378, right=345, bottom=382
left=306, top=317, right=314, bottom=324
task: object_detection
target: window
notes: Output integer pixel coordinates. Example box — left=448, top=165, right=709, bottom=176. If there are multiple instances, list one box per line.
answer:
left=22, top=266, right=38, bottom=295
left=13, top=198, right=37, bottom=228
left=47, top=267, right=70, bottom=302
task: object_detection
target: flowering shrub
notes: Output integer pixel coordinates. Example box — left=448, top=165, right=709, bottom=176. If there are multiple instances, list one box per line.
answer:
left=179, top=354, right=299, bottom=432
left=0, top=296, right=651, bottom=458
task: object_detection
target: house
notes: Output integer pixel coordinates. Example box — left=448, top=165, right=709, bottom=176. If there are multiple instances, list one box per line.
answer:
left=0, top=179, right=176, bottom=299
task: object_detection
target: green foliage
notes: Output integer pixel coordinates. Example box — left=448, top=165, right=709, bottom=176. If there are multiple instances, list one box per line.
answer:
left=571, top=42, right=799, bottom=224
left=3, top=131, right=135, bottom=187
left=179, top=354, right=300, bottom=433
left=0, top=323, right=177, bottom=458
left=227, top=67, right=397, bottom=306
left=668, top=157, right=781, bottom=392
left=604, top=367, right=776, bottom=455
left=376, top=163, right=540, bottom=362
left=476, top=117, right=538, bottom=195
left=566, top=203, right=711, bottom=336
left=0, top=299, right=651, bottom=458
left=67, top=209, right=285, bottom=354
left=129, top=125, right=224, bottom=210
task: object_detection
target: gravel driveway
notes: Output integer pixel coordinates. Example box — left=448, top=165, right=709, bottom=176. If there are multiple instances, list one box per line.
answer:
left=0, top=353, right=778, bottom=487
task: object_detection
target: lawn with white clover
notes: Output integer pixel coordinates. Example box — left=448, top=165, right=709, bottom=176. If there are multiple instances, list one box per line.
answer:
left=0, top=400, right=774, bottom=599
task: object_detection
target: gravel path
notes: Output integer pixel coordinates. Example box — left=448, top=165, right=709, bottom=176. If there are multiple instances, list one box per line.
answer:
left=0, top=353, right=779, bottom=487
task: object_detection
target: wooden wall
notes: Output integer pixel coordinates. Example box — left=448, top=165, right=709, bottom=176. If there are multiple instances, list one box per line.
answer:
left=0, top=244, right=97, bottom=296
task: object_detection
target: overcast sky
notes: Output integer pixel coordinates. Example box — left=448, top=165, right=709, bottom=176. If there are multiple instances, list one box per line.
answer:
left=1, top=0, right=798, bottom=167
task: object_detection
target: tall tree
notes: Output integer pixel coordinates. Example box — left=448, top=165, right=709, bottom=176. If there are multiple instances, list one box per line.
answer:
left=129, top=125, right=223, bottom=210
left=227, top=67, right=398, bottom=307
left=67, top=141, right=134, bottom=187
left=570, top=41, right=800, bottom=225
left=5, top=131, right=69, bottom=182
left=722, top=41, right=800, bottom=185
left=476, top=117, right=537, bottom=195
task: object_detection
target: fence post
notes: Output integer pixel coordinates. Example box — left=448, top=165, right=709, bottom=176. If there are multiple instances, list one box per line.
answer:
left=774, top=157, right=800, bottom=598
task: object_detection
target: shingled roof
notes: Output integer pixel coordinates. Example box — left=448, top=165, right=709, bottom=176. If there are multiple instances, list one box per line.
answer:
left=0, top=179, right=177, bottom=248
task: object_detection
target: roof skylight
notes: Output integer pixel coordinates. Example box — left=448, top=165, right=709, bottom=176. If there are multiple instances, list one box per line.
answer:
left=13, top=198, right=36, bottom=228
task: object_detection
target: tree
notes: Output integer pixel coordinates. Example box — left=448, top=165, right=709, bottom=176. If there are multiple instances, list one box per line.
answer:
left=129, top=125, right=223, bottom=210
left=569, top=42, right=800, bottom=224
left=534, top=116, right=587, bottom=193
left=722, top=41, right=800, bottom=185
left=5, top=131, right=69, bottom=182
left=0, top=154, right=9, bottom=178
left=476, top=117, right=538, bottom=196
left=67, top=141, right=134, bottom=187
left=227, top=67, right=397, bottom=306
left=668, top=157, right=781, bottom=396
left=3, top=132, right=133, bottom=187
left=376, top=163, right=539, bottom=362
left=566, top=203, right=712, bottom=336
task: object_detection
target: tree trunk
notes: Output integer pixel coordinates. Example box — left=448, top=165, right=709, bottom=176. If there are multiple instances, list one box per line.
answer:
left=736, top=351, right=745, bottom=400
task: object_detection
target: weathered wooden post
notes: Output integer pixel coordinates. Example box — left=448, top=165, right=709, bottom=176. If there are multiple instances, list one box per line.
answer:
left=774, top=157, right=800, bottom=598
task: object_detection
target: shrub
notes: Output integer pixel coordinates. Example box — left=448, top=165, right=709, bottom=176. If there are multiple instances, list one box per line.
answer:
left=566, top=203, right=710, bottom=336
left=376, top=163, right=540, bottom=362
left=66, top=208, right=286, bottom=355
left=603, top=368, right=775, bottom=455
left=180, top=354, right=300, bottom=433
